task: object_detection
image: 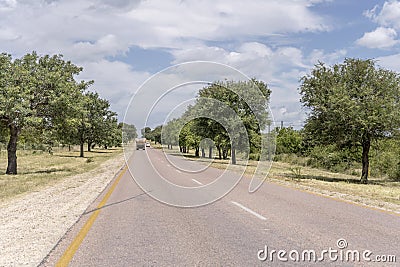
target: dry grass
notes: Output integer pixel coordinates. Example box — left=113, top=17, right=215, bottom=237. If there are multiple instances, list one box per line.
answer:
left=0, top=147, right=123, bottom=202
left=161, top=147, right=400, bottom=212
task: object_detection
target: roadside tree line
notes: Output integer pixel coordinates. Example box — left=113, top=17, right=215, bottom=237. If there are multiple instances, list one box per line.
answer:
left=0, top=52, right=137, bottom=174
left=146, top=79, right=273, bottom=165
left=146, top=58, right=400, bottom=184
left=275, top=58, right=400, bottom=183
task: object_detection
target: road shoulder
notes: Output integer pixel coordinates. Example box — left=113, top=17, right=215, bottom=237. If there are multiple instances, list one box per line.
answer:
left=0, top=153, right=125, bottom=267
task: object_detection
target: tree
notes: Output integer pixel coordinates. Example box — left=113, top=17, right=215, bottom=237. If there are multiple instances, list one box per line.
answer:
left=99, top=117, right=121, bottom=149
left=300, top=58, right=400, bottom=183
left=121, top=123, right=138, bottom=144
left=141, top=127, right=152, bottom=139
left=0, top=124, right=8, bottom=152
left=73, top=92, right=119, bottom=157
left=178, top=121, right=201, bottom=155
left=192, top=79, right=271, bottom=163
left=275, top=127, right=303, bottom=154
left=162, top=118, right=180, bottom=149
left=84, top=92, right=117, bottom=151
left=160, top=79, right=271, bottom=163
left=0, top=52, right=85, bottom=174
left=150, top=125, right=162, bottom=144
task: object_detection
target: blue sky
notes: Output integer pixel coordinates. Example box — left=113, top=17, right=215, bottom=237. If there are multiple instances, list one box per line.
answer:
left=1, top=0, right=400, bottom=129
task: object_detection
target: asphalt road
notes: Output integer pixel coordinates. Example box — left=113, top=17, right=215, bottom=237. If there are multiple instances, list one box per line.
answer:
left=44, top=147, right=399, bottom=266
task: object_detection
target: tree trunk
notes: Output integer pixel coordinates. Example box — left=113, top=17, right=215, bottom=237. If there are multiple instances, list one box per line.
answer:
left=6, top=123, right=19, bottom=174
left=201, top=148, right=205, bottom=158
left=209, top=147, right=212, bottom=159
left=80, top=141, right=84, bottom=157
left=217, top=145, right=222, bottom=159
left=360, top=136, right=370, bottom=184
left=231, top=146, right=236, bottom=165
left=195, top=147, right=199, bottom=157
left=222, top=148, right=228, bottom=159
left=87, top=142, right=92, bottom=152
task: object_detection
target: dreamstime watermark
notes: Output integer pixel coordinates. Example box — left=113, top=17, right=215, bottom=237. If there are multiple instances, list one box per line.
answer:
left=257, top=238, right=397, bottom=263
left=123, top=61, right=276, bottom=207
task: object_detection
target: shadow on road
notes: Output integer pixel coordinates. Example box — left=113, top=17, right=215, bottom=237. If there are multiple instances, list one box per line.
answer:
left=82, top=191, right=150, bottom=215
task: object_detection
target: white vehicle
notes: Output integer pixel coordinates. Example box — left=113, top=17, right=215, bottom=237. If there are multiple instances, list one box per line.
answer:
left=146, top=142, right=150, bottom=147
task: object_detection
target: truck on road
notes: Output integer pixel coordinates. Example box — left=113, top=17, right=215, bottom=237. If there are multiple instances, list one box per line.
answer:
left=136, top=138, right=146, bottom=150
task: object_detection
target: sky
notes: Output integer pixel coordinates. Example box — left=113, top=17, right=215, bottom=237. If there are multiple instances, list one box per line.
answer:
left=1, top=0, right=400, bottom=130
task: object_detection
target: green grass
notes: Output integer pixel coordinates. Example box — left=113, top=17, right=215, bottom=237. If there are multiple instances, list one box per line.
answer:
left=0, top=147, right=123, bottom=202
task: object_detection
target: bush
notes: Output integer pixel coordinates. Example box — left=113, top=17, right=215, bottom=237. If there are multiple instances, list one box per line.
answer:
left=305, top=145, right=359, bottom=173
left=274, top=153, right=308, bottom=166
left=370, top=139, right=400, bottom=180
left=275, top=127, right=303, bottom=154
left=249, top=153, right=260, bottom=161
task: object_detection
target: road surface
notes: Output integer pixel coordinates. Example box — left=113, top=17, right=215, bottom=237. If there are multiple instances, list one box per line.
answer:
left=43, top=147, right=399, bottom=266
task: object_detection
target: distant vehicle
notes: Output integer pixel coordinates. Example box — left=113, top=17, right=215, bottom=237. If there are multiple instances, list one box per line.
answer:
left=146, top=142, right=150, bottom=147
left=136, top=138, right=146, bottom=150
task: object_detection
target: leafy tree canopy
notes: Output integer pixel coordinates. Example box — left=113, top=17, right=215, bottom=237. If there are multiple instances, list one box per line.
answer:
left=300, top=58, right=400, bottom=183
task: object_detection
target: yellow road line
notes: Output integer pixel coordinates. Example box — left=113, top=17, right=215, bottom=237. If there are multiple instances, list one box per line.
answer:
left=56, top=165, right=128, bottom=267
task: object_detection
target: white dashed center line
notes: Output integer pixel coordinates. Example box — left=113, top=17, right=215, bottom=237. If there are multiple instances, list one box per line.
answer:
left=231, top=201, right=267, bottom=221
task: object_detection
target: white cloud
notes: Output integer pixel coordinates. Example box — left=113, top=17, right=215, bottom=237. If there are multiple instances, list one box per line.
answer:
left=377, top=53, right=400, bottom=72
left=360, top=1, right=400, bottom=49
left=77, top=59, right=150, bottom=121
left=0, top=0, right=333, bottom=126
left=0, top=0, right=330, bottom=60
left=0, top=0, right=16, bottom=12
left=0, top=26, right=19, bottom=41
left=308, top=49, right=347, bottom=65
left=171, top=42, right=345, bottom=126
left=356, top=27, right=398, bottom=49
left=366, top=1, right=400, bottom=30
left=126, top=0, right=329, bottom=45
left=71, top=34, right=129, bottom=61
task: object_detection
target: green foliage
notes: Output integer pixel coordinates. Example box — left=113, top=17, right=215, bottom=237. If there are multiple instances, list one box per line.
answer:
left=70, top=91, right=121, bottom=155
left=0, top=52, right=87, bottom=173
left=370, top=138, right=400, bottom=181
left=0, top=51, right=128, bottom=172
left=306, top=144, right=360, bottom=173
left=149, top=125, right=162, bottom=144
left=300, top=58, right=400, bottom=183
left=275, top=127, right=303, bottom=154
left=121, top=123, right=138, bottom=144
left=161, top=79, right=271, bottom=161
left=0, top=123, right=8, bottom=143
left=289, top=166, right=302, bottom=180
left=141, top=127, right=152, bottom=139
left=118, top=122, right=137, bottom=144
left=161, top=118, right=180, bottom=147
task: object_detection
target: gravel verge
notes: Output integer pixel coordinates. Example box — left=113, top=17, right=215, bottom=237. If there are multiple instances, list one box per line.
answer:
left=0, top=153, right=125, bottom=267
